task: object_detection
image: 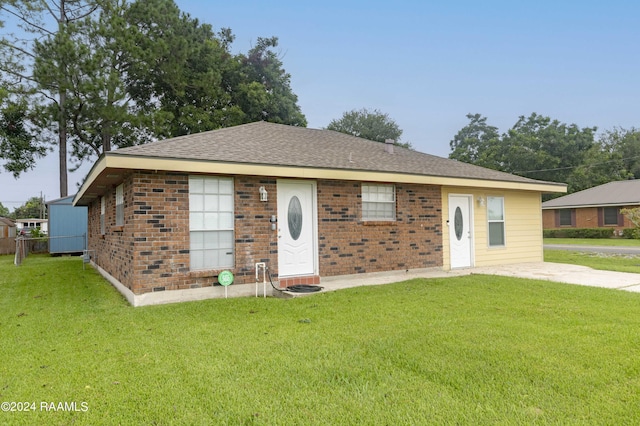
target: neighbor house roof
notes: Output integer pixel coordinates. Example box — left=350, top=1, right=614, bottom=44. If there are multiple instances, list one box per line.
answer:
left=0, top=217, right=15, bottom=227
left=542, top=180, right=640, bottom=209
left=74, top=121, right=566, bottom=205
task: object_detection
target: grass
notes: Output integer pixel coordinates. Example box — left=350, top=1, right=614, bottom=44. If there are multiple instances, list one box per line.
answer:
left=544, top=237, right=640, bottom=247
left=2, top=254, right=640, bottom=425
left=545, top=249, right=640, bottom=273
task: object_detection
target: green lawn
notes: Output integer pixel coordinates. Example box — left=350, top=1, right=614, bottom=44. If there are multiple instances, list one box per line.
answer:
left=544, top=237, right=640, bottom=247
left=2, top=254, right=640, bottom=425
left=545, top=249, right=640, bottom=273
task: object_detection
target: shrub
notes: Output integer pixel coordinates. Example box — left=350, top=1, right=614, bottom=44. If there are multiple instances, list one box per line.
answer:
left=543, top=228, right=615, bottom=239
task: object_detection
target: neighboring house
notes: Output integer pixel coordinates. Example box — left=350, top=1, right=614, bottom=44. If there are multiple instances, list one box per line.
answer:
left=542, top=180, right=640, bottom=235
left=73, top=121, right=565, bottom=306
left=47, top=195, right=88, bottom=254
left=0, top=217, right=16, bottom=238
left=16, top=219, right=48, bottom=235
left=0, top=217, right=17, bottom=255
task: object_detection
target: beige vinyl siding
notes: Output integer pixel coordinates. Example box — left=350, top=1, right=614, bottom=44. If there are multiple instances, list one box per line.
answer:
left=442, top=187, right=543, bottom=269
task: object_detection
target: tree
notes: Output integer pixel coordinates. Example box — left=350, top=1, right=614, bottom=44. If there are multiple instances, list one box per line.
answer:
left=38, top=0, right=167, bottom=167
left=449, top=113, right=500, bottom=168
left=124, top=0, right=240, bottom=137
left=620, top=207, right=640, bottom=239
left=566, top=138, right=631, bottom=193
left=449, top=113, right=598, bottom=193
left=0, top=201, right=10, bottom=217
left=326, top=108, right=408, bottom=147
left=0, top=92, right=47, bottom=176
left=2, top=0, right=308, bottom=195
left=232, top=36, right=307, bottom=126
left=499, top=113, right=597, bottom=188
left=598, top=128, right=640, bottom=179
left=125, top=2, right=306, bottom=136
left=0, top=0, right=99, bottom=196
left=13, top=196, right=45, bottom=219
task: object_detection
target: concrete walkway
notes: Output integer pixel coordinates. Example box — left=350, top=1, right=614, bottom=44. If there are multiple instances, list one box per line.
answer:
left=470, top=262, right=640, bottom=292
left=276, top=262, right=640, bottom=297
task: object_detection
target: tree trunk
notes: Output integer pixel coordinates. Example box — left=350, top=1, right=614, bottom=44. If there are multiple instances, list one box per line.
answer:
left=59, top=90, right=68, bottom=197
left=58, top=0, right=68, bottom=198
left=102, top=121, right=112, bottom=153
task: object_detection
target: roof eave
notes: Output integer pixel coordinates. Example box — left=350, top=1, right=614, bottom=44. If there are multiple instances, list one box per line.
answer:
left=542, top=202, right=640, bottom=210
left=74, top=153, right=566, bottom=205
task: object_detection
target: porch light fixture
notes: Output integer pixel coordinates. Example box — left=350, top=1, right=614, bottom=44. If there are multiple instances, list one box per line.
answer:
left=259, top=186, right=268, bottom=202
left=477, top=196, right=486, bottom=207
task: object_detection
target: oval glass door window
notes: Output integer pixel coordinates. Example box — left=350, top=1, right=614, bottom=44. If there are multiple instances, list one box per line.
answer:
left=288, top=196, right=303, bottom=240
left=454, top=206, right=463, bottom=241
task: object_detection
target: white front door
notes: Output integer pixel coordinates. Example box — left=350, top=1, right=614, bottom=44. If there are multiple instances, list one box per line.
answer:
left=449, top=195, right=473, bottom=269
left=277, top=180, right=317, bottom=277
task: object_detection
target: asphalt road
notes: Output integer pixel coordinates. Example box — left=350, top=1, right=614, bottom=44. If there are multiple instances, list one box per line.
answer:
left=545, top=244, right=640, bottom=255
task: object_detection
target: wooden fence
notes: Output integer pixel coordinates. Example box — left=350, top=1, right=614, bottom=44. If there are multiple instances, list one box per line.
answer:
left=0, top=238, right=14, bottom=255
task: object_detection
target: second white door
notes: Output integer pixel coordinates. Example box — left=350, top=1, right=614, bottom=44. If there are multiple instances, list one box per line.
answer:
left=449, top=195, right=473, bottom=269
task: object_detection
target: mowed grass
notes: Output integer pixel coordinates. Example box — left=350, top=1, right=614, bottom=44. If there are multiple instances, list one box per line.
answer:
left=544, top=237, right=640, bottom=247
left=545, top=249, right=640, bottom=274
left=1, top=255, right=640, bottom=425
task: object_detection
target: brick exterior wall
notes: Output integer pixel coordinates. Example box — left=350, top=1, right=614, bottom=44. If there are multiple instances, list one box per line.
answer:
left=317, top=180, right=442, bottom=275
left=88, top=172, right=443, bottom=295
left=542, top=207, right=634, bottom=235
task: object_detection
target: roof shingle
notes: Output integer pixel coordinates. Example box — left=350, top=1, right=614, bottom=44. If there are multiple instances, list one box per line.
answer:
left=542, top=180, right=640, bottom=208
left=113, top=121, right=559, bottom=186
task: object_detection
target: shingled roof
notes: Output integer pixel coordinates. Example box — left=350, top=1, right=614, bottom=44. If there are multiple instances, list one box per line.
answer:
left=542, top=180, right=640, bottom=209
left=75, top=122, right=565, bottom=205
left=115, top=122, right=560, bottom=184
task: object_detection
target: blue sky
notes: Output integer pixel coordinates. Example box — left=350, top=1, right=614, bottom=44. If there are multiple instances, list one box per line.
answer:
left=1, top=0, right=639, bottom=209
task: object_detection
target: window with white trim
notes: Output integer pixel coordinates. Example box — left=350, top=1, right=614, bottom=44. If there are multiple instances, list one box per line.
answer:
left=100, top=196, right=106, bottom=235
left=487, top=196, right=505, bottom=247
left=189, top=176, right=234, bottom=270
left=116, top=184, right=124, bottom=226
left=362, top=183, right=395, bottom=221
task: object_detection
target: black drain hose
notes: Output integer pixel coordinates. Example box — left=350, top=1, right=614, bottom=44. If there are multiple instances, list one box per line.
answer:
left=267, top=267, right=323, bottom=293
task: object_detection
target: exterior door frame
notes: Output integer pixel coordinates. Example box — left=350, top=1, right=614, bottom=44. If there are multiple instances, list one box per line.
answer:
left=276, top=179, right=319, bottom=277
left=448, top=194, right=474, bottom=269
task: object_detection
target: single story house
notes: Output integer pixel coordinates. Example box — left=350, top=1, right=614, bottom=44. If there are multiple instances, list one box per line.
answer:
left=16, top=218, right=48, bottom=235
left=73, top=121, right=565, bottom=306
left=542, top=180, right=639, bottom=235
left=47, top=195, right=88, bottom=254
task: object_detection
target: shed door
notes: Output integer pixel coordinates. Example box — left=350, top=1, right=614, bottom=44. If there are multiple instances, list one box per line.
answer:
left=449, top=195, right=473, bottom=268
left=277, top=180, right=317, bottom=277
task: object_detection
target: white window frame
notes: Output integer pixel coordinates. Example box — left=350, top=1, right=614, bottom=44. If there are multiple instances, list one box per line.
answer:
left=189, top=176, right=235, bottom=271
left=487, top=196, right=505, bottom=247
left=362, top=183, right=396, bottom=221
left=100, top=196, right=106, bottom=235
left=115, top=184, right=124, bottom=226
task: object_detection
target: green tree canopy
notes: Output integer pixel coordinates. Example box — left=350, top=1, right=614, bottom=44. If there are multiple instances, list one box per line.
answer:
left=13, top=196, right=45, bottom=219
left=449, top=113, right=500, bottom=168
left=1, top=0, right=307, bottom=197
left=326, top=108, right=408, bottom=147
left=0, top=201, right=10, bottom=217
left=124, top=1, right=305, bottom=135
left=232, top=36, right=307, bottom=126
left=449, top=112, right=598, bottom=194
left=0, top=93, right=47, bottom=177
